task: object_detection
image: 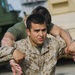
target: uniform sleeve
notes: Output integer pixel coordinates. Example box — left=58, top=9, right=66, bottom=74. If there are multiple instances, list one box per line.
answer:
left=7, top=21, right=27, bottom=40
left=7, top=22, right=23, bottom=40
left=47, top=23, right=54, bottom=34
left=55, top=36, right=66, bottom=55
left=14, top=39, right=26, bottom=53
left=7, top=26, right=22, bottom=40
left=0, top=46, right=15, bottom=63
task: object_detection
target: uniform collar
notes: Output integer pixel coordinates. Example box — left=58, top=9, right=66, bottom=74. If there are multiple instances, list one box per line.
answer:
left=27, top=36, right=50, bottom=55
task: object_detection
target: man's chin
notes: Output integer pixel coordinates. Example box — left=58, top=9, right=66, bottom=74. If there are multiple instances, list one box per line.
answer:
left=38, top=42, right=44, bottom=45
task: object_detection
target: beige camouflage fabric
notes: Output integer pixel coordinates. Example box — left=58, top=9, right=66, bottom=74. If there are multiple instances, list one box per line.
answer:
left=0, top=36, right=66, bottom=75
left=14, top=36, right=66, bottom=75
left=0, top=47, right=15, bottom=65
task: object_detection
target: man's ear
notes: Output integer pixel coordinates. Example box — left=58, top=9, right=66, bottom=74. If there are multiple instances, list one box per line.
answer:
left=26, top=29, right=30, bottom=36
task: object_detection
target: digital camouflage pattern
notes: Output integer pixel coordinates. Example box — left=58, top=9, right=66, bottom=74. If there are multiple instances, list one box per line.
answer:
left=0, top=47, right=15, bottom=65
left=15, top=36, right=66, bottom=75
left=0, top=36, right=66, bottom=75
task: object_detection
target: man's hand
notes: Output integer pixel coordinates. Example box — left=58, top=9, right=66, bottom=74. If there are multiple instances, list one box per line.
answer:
left=13, top=50, right=25, bottom=63
left=65, top=41, right=75, bottom=54
left=64, top=41, right=75, bottom=61
left=10, top=60, right=22, bottom=75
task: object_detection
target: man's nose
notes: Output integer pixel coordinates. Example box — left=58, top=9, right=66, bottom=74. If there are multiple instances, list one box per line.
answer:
left=39, top=31, right=43, bottom=36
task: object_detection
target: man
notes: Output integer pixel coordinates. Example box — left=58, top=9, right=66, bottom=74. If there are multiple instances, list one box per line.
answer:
left=0, top=14, right=75, bottom=75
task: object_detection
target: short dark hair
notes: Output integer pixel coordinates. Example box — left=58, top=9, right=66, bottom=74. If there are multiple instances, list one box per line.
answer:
left=31, top=6, right=51, bottom=25
left=26, top=14, right=46, bottom=30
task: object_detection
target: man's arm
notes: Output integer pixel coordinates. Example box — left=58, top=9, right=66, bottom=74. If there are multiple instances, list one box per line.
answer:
left=0, top=46, right=24, bottom=75
left=1, top=32, right=16, bottom=47
left=50, top=25, right=75, bottom=60
left=49, top=25, right=72, bottom=46
left=1, top=22, right=25, bottom=75
left=0, top=46, right=15, bottom=63
left=0, top=46, right=25, bottom=63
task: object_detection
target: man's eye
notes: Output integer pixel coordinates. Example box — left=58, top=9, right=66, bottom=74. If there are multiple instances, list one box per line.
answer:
left=34, top=30, right=39, bottom=32
left=42, top=29, right=46, bottom=32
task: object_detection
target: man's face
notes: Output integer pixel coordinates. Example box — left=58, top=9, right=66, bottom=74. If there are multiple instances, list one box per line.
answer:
left=27, top=22, right=47, bottom=46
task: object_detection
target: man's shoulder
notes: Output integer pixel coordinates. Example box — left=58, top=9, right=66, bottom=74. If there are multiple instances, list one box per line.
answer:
left=46, top=36, right=66, bottom=47
left=14, top=37, right=29, bottom=53
left=14, top=21, right=25, bottom=27
left=7, top=21, right=25, bottom=31
left=16, top=38, right=27, bottom=44
left=15, top=37, right=28, bottom=45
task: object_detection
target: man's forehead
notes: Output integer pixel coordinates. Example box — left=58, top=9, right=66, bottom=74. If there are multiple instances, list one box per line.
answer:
left=31, top=23, right=46, bottom=28
left=31, top=22, right=46, bottom=26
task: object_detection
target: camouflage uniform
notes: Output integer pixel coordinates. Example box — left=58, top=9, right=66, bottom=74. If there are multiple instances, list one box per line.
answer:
left=0, top=36, right=66, bottom=75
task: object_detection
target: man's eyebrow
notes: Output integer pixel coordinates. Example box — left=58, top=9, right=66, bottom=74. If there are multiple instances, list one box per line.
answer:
left=34, top=28, right=46, bottom=30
